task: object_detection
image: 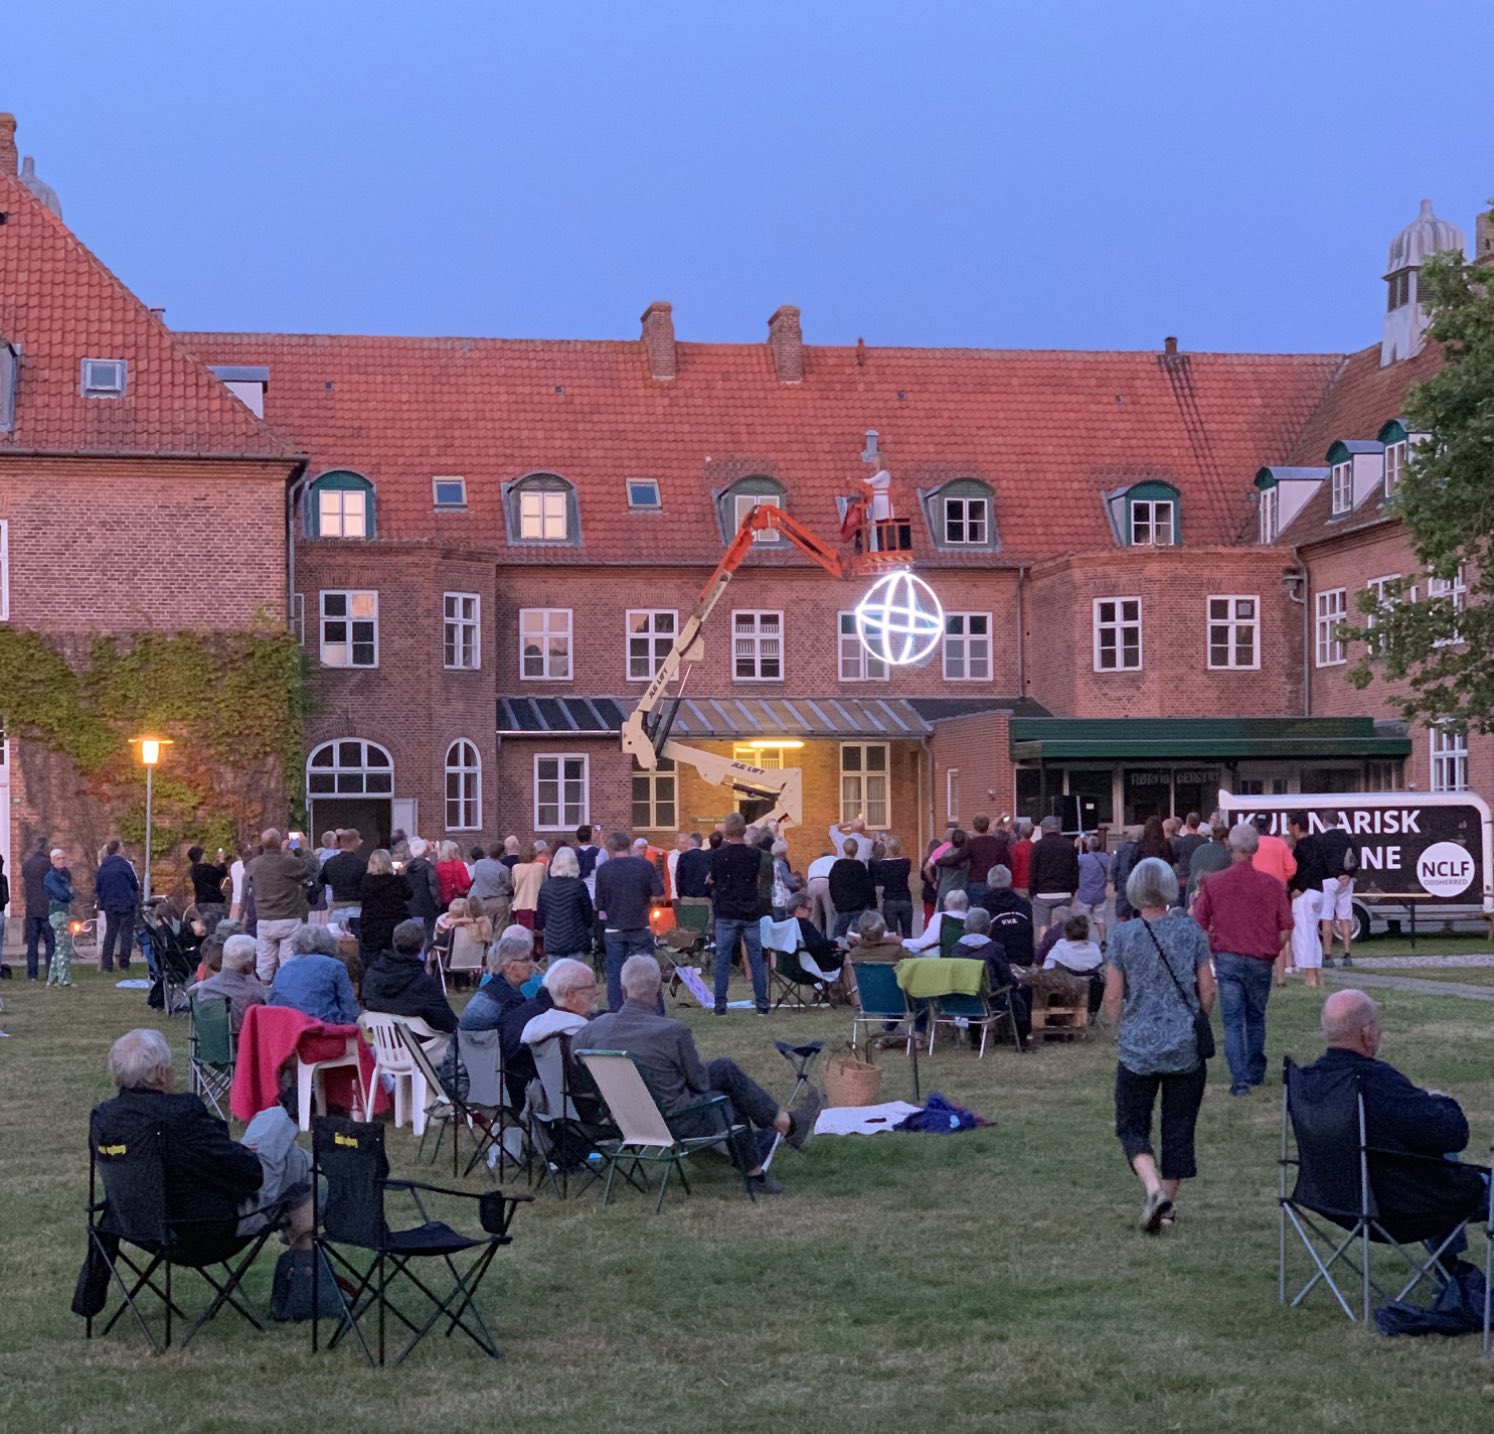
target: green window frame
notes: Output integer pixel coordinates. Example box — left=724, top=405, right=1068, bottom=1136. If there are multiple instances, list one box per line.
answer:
left=1124, top=481, right=1180, bottom=547
left=307, top=470, right=376, bottom=539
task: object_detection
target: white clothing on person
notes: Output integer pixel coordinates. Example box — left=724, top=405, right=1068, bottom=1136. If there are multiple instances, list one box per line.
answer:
left=1321, top=878, right=1354, bottom=921
left=1292, top=889, right=1323, bottom=968
left=807, top=854, right=836, bottom=882
left=1043, top=938, right=1103, bottom=973
left=903, top=912, right=960, bottom=953
left=828, top=827, right=874, bottom=864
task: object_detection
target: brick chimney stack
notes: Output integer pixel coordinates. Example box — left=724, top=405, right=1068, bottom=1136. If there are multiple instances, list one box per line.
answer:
left=1476, top=212, right=1494, bottom=266
left=767, top=305, right=804, bottom=384
left=0, top=115, right=17, bottom=178
left=640, top=301, right=676, bottom=381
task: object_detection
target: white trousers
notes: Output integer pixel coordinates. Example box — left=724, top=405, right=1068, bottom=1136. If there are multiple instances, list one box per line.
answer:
left=1291, top=889, right=1322, bottom=969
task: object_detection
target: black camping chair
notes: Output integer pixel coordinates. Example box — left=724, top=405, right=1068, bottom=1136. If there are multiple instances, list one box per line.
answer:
left=774, top=1040, right=825, bottom=1106
left=83, top=1122, right=289, bottom=1352
left=310, top=1116, right=530, bottom=1366
left=1279, top=1055, right=1486, bottom=1323
left=141, top=905, right=196, bottom=1018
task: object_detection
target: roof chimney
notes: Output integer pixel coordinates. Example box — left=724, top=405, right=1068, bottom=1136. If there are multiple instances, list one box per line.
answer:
left=1477, top=211, right=1494, bottom=266
left=1163, top=335, right=1178, bottom=356
left=0, top=115, right=16, bottom=178
left=640, top=301, right=676, bottom=381
left=767, top=305, right=804, bottom=384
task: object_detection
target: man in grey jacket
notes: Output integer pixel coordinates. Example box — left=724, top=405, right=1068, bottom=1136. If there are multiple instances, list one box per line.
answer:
left=246, top=829, right=318, bottom=981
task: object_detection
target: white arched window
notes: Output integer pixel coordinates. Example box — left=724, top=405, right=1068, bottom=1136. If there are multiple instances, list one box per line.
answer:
left=306, top=738, right=393, bottom=796
left=445, top=740, right=481, bottom=832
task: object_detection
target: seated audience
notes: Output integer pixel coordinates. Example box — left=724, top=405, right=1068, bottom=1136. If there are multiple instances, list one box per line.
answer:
left=953, top=907, right=1031, bottom=1047
left=1044, top=913, right=1103, bottom=973
left=902, top=888, right=969, bottom=952
left=362, top=918, right=457, bottom=1032
left=461, top=928, right=545, bottom=1092
left=267, top=925, right=360, bottom=1025
left=980, top=866, right=1035, bottom=967
left=1298, top=989, right=1489, bottom=1243
left=91, top=1028, right=313, bottom=1256
left=785, top=889, right=844, bottom=973
left=520, top=957, right=599, bottom=1046
left=190, top=933, right=267, bottom=1032
left=578, top=955, right=821, bottom=1194
left=847, top=909, right=908, bottom=965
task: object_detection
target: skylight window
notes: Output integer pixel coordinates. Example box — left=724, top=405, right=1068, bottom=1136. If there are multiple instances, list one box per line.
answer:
left=81, top=358, right=127, bottom=397
left=628, top=478, right=662, bottom=510
left=433, top=476, right=468, bottom=509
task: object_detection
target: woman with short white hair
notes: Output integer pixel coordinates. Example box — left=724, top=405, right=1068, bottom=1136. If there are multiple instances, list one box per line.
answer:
left=536, top=847, right=595, bottom=960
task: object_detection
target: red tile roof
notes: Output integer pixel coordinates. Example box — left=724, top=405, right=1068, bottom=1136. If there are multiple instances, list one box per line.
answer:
left=0, top=176, right=298, bottom=460
left=178, top=329, right=1344, bottom=565
left=1266, top=342, right=1441, bottom=547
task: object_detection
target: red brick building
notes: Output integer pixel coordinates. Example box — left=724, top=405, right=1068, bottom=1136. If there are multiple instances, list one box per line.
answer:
left=1, top=107, right=1483, bottom=886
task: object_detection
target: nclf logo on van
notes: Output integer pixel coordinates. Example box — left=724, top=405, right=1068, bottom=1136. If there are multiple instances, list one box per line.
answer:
left=1417, top=842, right=1476, bottom=898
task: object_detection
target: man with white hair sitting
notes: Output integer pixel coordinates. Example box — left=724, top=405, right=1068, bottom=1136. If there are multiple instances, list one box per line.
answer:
left=1297, top=989, right=1488, bottom=1244
left=901, top=888, right=970, bottom=953
left=521, top=958, right=599, bottom=1046
left=579, top=955, right=821, bottom=1195
left=89, top=1028, right=314, bottom=1254
left=189, top=933, right=267, bottom=1033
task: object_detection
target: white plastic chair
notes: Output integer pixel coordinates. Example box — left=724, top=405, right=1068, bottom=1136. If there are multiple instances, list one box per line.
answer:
left=295, top=1033, right=363, bottom=1132
left=357, top=1012, right=443, bottom=1135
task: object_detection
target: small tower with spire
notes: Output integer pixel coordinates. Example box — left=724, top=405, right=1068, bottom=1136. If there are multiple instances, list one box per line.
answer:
left=1381, top=198, right=1465, bottom=366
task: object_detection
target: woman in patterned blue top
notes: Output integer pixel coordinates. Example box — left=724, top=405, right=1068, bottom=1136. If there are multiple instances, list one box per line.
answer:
left=1104, top=857, right=1217, bottom=1233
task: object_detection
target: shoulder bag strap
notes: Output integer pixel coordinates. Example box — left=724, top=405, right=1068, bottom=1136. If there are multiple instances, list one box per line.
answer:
left=1139, top=917, right=1197, bottom=1015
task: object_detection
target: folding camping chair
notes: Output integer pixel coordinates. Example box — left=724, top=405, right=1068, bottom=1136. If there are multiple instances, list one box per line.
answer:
left=774, top=1040, right=825, bottom=1106
left=188, top=995, right=235, bottom=1122
left=310, top=1116, right=529, bottom=1367
left=83, top=1122, right=287, bottom=1352
left=457, top=1026, right=530, bottom=1182
left=524, top=1030, right=636, bottom=1200
left=1279, top=1054, right=1484, bottom=1323
left=576, top=1049, right=755, bottom=1213
left=760, top=915, right=842, bottom=1011
left=936, top=913, right=967, bottom=958
left=446, top=925, right=487, bottom=991
left=928, top=978, right=1022, bottom=1058
left=399, top=1024, right=494, bottom=1178
left=140, top=905, right=196, bottom=1018
left=849, top=961, right=915, bottom=1057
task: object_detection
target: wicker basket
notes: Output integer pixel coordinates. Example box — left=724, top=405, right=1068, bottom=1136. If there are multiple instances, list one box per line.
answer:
left=824, top=1049, right=883, bottom=1107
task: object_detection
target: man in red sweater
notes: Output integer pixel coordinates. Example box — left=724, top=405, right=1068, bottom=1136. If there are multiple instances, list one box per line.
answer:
left=1193, top=823, right=1293, bottom=1098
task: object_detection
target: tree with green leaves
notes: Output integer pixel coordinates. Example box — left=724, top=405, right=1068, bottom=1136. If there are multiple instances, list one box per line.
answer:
left=1345, top=216, right=1494, bottom=731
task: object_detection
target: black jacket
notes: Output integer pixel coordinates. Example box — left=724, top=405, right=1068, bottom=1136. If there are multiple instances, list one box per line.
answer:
left=404, top=857, right=441, bottom=920
left=1317, top=827, right=1360, bottom=880
left=1029, top=834, right=1080, bottom=896
left=674, top=848, right=712, bottom=899
left=22, top=850, right=51, bottom=916
left=90, top=1088, right=263, bottom=1247
left=361, top=950, right=457, bottom=1032
left=537, top=875, right=596, bottom=957
left=828, top=857, right=876, bottom=914
left=1289, top=834, right=1330, bottom=895
left=709, top=843, right=766, bottom=921
left=189, top=861, right=229, bottom=907
left=320, top=851, right=368, bottom=903
left=1296, top=1048, right=1486, bottom=1235
left=357, top=872, right=412, bottom=958
left=980, top=889, right=1035, bottom=967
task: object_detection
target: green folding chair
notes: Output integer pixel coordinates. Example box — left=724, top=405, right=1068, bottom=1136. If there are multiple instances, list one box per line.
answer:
left=188, top=995, right=235, bottom=1122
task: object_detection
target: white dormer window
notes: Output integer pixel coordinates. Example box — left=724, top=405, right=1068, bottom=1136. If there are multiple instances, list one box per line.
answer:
left=943, top=495, right=989, bottom=545
left=1130, top=499, right=1175, bottom=546
left=734, top=491, right=783, bottom=544
left=520, top=489, right=569, bottom=541
left=1259, top=486, right=1279, bottom=543
left=1330, top=462, right=1352, bottom=515
left=81, top=358, right=127, bottom=397
left=1384, top=441, right=1406, bottom=494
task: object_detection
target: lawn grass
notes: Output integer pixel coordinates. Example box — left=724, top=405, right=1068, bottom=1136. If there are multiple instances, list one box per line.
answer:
left=1365, top=966, right=1494, bottom=987
left=2, top=965, right=1493, bottom=1433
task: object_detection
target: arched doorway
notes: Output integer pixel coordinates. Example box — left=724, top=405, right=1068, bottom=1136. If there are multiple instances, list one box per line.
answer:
left=306, top=739, right=393, bottom=850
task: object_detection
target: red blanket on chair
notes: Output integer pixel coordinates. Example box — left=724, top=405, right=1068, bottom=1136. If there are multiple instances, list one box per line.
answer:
left=230, top=1004, right=381, bottom=1122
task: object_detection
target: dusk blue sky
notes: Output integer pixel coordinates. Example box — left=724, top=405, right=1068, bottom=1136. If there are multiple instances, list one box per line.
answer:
left=3, top=2, right=1489, bottom=354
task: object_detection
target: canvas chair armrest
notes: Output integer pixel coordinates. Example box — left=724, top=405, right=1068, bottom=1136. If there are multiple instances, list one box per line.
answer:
left=1363, top=1148, right=1492, bottom=1177
left=664, top=1091, right=732, bottom=1136
left=391, top=1178, right=534, bottom=1206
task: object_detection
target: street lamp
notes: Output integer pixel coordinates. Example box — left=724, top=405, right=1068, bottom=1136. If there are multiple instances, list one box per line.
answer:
left=130, top=736, right=174, bottom=903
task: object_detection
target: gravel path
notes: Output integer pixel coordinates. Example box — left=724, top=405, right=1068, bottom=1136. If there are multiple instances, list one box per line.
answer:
left=1322, top=968, right=1494, bottom=1002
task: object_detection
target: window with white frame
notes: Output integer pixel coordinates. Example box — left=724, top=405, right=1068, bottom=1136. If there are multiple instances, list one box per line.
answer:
left=318, top=485, right=370, bottom=538
left=432, top=476, right=468, bottom=509
left=626, top=609, right=677, bottom=681
left=1259, top=485, right=1279, bottom=543
left=1129, top=500, right=1175, bottom=547
left=732, top=743, right=782, bottom=771
left=840, top=742, right=889, bottom=827
left=320, top=590, right=378, bottom=667
left=1093, top=597, right=1142, bottom=671
left=945, top=767, right=961, bottom=826
left=518, top=488, right=570, bottom=541
left=1427, top=566, right=1467, bottom=646
left=1365, top=574, right=1402, bottom=631
left=943, top=495, right=989, bottom=545
left=534, top=754, right=588, bottom=830
left=443, top=592, right=480, bottom=669
left=733, top=491, right=783, bottom=543
left=520, top=608, right=572, bottom=680
left=444, top=739, right=481, bottom=830
left=81, top=358, right=127, bottom=396
left=1207, top=595, right=1259, bottom=670
left=1330, top=462, right=1352, bottom=515
left=943, top=612, right=992, bottom=681
left=627, top=478, right=662, bottom=510
left=1430, top=725, right=1469, bottom=793
left=1315, top=588, right=1347, bottom=667
left=631, top=756, right=676, bottom=830
left=838, top=611, right=888, bottom=681
left=1384, top=441, right=1406, bottom=494
left=0, top=518, right=8, bottom=621
left=732, top=610, right=783, bottom=681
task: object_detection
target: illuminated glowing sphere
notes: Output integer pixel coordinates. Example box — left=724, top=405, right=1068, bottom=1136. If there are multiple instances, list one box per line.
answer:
left=854, top=570, right=944, bottom=667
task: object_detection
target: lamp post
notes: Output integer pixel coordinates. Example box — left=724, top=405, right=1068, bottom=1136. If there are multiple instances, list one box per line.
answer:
left=131, top=737, right=174, bottom=904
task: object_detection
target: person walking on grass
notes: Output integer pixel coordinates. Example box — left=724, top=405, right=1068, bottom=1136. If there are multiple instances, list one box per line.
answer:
left=1104, top=857, right=1216, bottom=1233
left=1191, top=823, right=1293, bottom=1097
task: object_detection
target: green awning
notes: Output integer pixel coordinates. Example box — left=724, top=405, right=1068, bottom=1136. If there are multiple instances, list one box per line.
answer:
left=1010, top=716, right=1410, bottom=763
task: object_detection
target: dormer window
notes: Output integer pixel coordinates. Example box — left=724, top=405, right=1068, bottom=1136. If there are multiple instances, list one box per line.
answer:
left=506, top=473, right=578, bottom=545
left=81, top=358, right=127, bottom=397
left=307, top=470, right=375, bottom=538
left=923, top=479, right=996, bottom=549
left=720, top=477, right=787, bottom=545
left=1122, top=482, right=1178, bottom=546
left=1378, top=420, right=1413, bottom=495
left=0, top=339, right=15, bottom=431
left=1259, top=484, right=1279, bottom=543
left=1330, top=461, right=1352, bottom=515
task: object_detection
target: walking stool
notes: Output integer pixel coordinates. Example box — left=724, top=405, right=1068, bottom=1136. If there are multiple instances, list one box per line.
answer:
left=774, top=1041, right=825, bottom=1106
